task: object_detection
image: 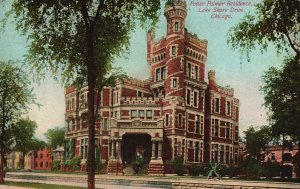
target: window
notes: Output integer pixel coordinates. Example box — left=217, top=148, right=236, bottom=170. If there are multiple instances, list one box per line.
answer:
left=187, top=63, right=191, bottom=77
left=178, top=141, right=182, bottom=156
left=67, top=100, right=70, bottom=110
left=131, top=110, right=137, bottom=119
left=72, top=98, right=75, bottom=109
left=193, top=91, right=198, bottom=107
left=161, top=66, right=166, bottom=80
left=174, top=21, right=179, bottom=31
left=214, top=144, right=219, bottom=163
left=195, top=142, right=200, bottom=162
left=146, top=110, right=152, bottom=119
left=186, top=89, right=191, bottom=105
left=226, top=146, right=230, bottom=164
left=220, top=145, right=224, bottom=163
left=113, top=91, right=119, bottom=105
left=225, top=122, right=230, bottom=139
left=195, top=66, right=199, bottom=80
left=171, top=46, right=176, bottom=56
left=139, top=110, right=145, bottom=119
left=46, top=162, right=48, bottom=167
left=271, top=153, right=275, bottom=160
left=195, top=115, right=200, bottom=133
left=80, top=138, right=88, bottom=159
left=189, top=141, right=193, bottom=148
left=226, top=101, right=231, bottom=115
left=178, top=114, right=182, bottom=127
left=40, top=153, right=43, bottom=159
left=40, top=162, right=43, bottom=167
left=103, top=118, right=108, bottom=130
left=156, top=68, right=161, bottom=81
left=215, top=98, right=220, bottom=113
left=165, top=114, right=169, bottom=126
left=172, top=78, right=177, bottom=88
left=68, top=119, right=72, bottom=132
left=200, top=116, right=204, bottom=134
left=214, top=119, right=219, bottom=137
left=137, top=91, right=143, bottom=97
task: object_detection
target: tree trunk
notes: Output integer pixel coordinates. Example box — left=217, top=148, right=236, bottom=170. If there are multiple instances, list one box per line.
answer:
left=0, top=152, right=4, bottom=183
left=281, top=134, right=285, bottom=178
left=86, top=28, right=96, bottom=189
left=0, top=97, right=5, bottom=183
left=22, top=151, right=26, bottom=169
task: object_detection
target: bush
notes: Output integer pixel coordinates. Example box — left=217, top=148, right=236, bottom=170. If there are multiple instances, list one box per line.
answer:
left=222, top=163, right=240, bottom=178
left=241, top=158, right=263, bottom=178
left=189, top=164, right=205, bottom=176
left=206, top=162, right=221, bottom=179
left=52, top=160, right=61, bottom=171
left=262, top=159, right=281, bottom=179
left=173, top=156, right=184, bottom=176
left=282, top=164, right=293, bottom=178
left=64, top=157, right=81, bottom=171
left=132, top=156, right=144, bottom=174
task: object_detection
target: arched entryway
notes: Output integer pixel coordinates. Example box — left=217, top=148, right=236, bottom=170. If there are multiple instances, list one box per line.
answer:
left=122, top=133, right=152, bottom=166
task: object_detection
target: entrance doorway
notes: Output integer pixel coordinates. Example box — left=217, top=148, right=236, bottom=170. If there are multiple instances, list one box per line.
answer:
left=122, top=134, right=151, bottom=166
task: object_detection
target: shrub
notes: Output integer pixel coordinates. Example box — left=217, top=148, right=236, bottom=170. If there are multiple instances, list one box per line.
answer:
left=206, top=162, right=221, bottom=179
left=282, top=164, right=293, bottom=178
left=52, top=160, right=61, bottom=171
left=222, top=163, right=240, bottom=178
left=132, top=156, right=144, bottom=174
left=241, top=158, right=263, bottom=178
left=173, top=156, right=184, bottom=176
left=189, top=164, right=205, bottom=176
left=64, top=157, right=81, bottom=171
left=262, top=159, right=281, bottom=179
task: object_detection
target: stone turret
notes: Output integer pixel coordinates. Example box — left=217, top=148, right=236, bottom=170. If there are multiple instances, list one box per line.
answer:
left=147, top=30, right=155, bottom=64
left=164, top=0, right=187, bottom=36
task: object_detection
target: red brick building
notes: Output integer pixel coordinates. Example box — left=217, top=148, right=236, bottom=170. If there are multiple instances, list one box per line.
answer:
left=64, top=0, right=239, bottom=174
left=32, top=148, right=52, bottom=171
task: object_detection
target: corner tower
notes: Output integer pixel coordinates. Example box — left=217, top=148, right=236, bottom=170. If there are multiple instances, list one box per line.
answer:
left=164, top=0, right=187, bottom=36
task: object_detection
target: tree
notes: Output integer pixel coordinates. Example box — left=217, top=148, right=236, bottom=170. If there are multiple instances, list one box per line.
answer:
left=45, top=127, right=65, bottom=149
left=13, top=118, right=38, bottom=169
left=30, top=138, right=47, bottom=151
left=0, top=61, right=36, bottom=183
left=262, top=57, right=300, bottom=178
left=262, top=57, right=300, bottom=143
left=6, top=0, right=164, bottom=188
left=227, top=0, right=300, bottom=57
left=244, top=126, right=272, bottom=160
left=228, top=0, right=300, bottom=179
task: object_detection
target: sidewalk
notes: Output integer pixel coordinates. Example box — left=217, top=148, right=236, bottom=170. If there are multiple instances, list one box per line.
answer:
left=0, top=186, right=33, bottom=189
left=5, top=171, right=300, bottom=189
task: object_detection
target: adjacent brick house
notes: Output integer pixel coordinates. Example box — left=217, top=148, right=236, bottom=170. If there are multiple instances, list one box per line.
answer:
left=32, top=148, right=52, bottom=171
left=64, top=0, right=239, bottom=174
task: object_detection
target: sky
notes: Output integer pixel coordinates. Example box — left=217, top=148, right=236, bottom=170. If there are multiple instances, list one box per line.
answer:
left=0, top=1, right=288, bottom=140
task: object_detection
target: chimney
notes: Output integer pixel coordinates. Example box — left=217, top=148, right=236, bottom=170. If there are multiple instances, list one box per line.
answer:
left=208, top=70, right=216, bottom=90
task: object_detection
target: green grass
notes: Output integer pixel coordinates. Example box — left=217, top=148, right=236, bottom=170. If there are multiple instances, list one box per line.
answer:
left=1, top=181, right=91, bottom=189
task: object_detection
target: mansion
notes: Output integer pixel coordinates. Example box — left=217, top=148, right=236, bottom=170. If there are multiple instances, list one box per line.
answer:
left=64, top=0, right=239, bottom=174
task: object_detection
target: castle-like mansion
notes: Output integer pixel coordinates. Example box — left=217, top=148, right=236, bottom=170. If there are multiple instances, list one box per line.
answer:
left=64, top=1, right=239, bottom=174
